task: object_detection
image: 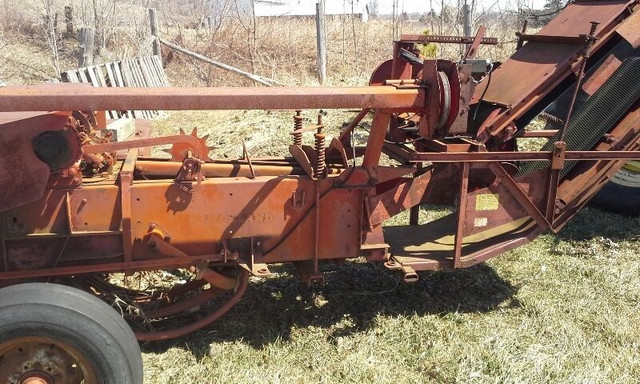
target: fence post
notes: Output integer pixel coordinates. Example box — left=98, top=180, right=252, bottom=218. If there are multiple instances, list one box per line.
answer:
left=462, top=2, right=472, bottom=37
left=149, top=8, right=163, bottom=67
left=316, top=1, right=327, bottom=84
left=463, top=0, right=472, bottom=53
left=64, top=6, right=74, bottom=37
left=78, top=27, right=94, bottom=67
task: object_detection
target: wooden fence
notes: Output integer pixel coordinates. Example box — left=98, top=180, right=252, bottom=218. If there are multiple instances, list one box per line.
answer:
left=60, top=55, right=169, bottom=119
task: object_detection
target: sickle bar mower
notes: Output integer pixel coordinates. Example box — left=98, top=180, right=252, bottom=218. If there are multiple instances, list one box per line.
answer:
left=0, top=1, right=639, bottom=382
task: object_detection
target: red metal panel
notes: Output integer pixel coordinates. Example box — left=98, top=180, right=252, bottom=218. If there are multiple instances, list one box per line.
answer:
left=473, top=0, right=633, bottom=108
left=0, top=112, right=69, bottom=212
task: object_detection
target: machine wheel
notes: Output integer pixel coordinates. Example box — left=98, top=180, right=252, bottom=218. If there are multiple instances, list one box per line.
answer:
left=591, top=162, right=640, bottom=216
left=0, top=283, right=143, bottom=384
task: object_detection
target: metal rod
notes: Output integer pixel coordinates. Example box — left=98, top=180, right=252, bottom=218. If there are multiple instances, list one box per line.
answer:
left=383, top=145, right=640, bottom=162
left=134, top=161, right=344, bottom=178
left=0, top=84, right=425, bottom=112
left=363, top=112, right=391, bottom=167
left=338, top=108, right=370, bottom=145
left=558, top=21, right=599, bottom=142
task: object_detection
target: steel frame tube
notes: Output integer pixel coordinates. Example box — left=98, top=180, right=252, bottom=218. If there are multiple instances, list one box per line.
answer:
left=0, top=84, right=425, bottom=112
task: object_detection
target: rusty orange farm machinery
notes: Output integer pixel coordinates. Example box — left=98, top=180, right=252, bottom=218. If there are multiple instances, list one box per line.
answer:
left=1, top=1, right=640, bottom=383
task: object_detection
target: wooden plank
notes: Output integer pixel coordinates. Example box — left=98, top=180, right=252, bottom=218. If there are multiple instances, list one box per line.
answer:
left=86, top=67, right=113, bottom=118
left=106, top=118, right=136, bottom=141
left=68, top=70, right=80, bottom=83
left=150, top=56, right=166, bottom=86
left=126, top=59, right=146, bottom=119
left=95, top=65, right=108, bottom=87
left=77, top=69, right=89, bottom=83
left=158, top=38, right=275, bottom=86
left=134, top=60, right=153, bottom=118
left=143, top=56, right=159, bottom=87
left=111, top=62, right=130, bottom=118
left=144, top=56, right=165, bottom=117
left=86, top=67, right=101, bottom=112
left=104, top=63, right=123, bottom=118
left=118, top=61, right=139, bottom=118
left=147, top=56, right=168, bottom=117
left=104, top=63, right=116, bottom=87
left=113, top=62, right=125, bottom=87
left=150, top=55, right=166, bottom=86
left=133, top=60, right=147, bottom=87
left=138, top=57, right=154, bottom=87
left=126, top=59, right=150, bottom=119
left=120, top=60, right=132, bottom=87
left=143, top=56, right=161, bottom=87
left=95, top=65, right=119, bottom=119
left=141, top=57, right=160, bottom=116
left=129, top=60, right=152, bottom=117
left=86, top=66, right=99, bottom=87
left=151, top=55, right=170, bottom=86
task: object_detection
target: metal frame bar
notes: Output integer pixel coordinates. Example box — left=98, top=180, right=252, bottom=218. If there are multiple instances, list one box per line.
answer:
left=383, top=143, right=640, bottom=163
left=120, top=149, right=138, bottom=262
left=0, top=85, right=425, bottom=112
left=453, top=162, right=470, bottom=268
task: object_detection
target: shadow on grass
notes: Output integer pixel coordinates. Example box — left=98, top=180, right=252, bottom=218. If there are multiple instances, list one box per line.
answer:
left=142, top=260, right=520, bottom=358
left=554, top=207, right=640, bottom=241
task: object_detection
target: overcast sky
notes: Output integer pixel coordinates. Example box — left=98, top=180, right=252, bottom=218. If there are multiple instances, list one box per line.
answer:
left=375, top=0, right=548, bottom=14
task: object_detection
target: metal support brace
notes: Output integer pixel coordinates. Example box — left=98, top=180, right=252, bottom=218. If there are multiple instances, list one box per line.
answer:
left=545, top=141, right=567, bottom=222
left=454, top=162, right=470, bottom=268
left=489, top=162, right=551, bottom=230
left=120, top=149, right=138, bottom=263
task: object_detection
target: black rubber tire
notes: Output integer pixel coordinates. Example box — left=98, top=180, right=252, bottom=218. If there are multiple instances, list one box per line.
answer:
left=0, top=283, right=143, bottom=384
left=591, top=166, right=640, bottom=216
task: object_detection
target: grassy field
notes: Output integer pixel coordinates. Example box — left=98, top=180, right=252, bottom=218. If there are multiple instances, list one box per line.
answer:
left=140, top=206, right=640, bottom=384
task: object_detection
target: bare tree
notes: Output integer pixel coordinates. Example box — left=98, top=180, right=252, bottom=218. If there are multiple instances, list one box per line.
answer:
left=37, top=0, right=61, bottom=76
left=369, top=0, right=378, bottom=15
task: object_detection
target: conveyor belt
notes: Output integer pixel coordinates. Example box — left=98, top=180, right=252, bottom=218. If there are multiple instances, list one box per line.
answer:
left=519, top=57, right=640, bottom=177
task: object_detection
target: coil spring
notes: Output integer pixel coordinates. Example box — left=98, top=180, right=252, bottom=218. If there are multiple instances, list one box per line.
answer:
left=293, top=110, right=303, bottom=146
left=314, top=132, right=326, bottom=179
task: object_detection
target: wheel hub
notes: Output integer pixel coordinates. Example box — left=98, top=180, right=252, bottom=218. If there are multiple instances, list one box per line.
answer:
left=0, top=337, right=96, bottom=384
left=20, top=372, right=52, bottom=384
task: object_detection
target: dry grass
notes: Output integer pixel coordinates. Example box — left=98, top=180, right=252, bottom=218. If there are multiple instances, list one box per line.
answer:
left=161, top=16, right=520, bottom=88
left=0, top=4, right=522, bottom=86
